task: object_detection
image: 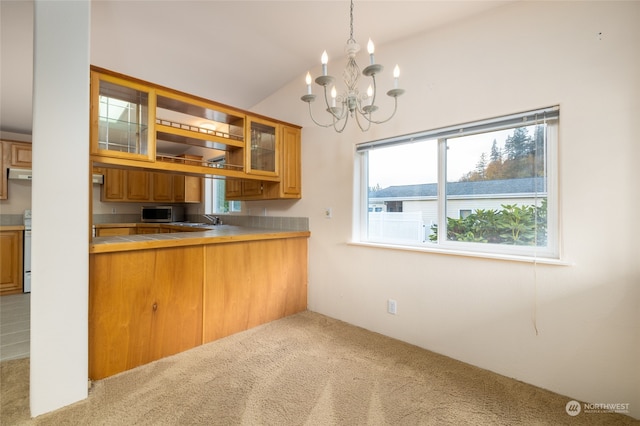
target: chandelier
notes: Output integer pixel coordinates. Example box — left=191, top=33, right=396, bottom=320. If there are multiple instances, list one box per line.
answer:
left=300, top=0, right=405, bottom=132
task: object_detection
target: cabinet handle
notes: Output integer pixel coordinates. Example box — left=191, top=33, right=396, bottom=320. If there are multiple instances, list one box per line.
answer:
left=152, top=303, right=158, bottom=312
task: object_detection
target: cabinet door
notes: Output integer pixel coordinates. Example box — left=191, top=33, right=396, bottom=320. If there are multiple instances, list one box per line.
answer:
left=0, top=230, right=23, bottom=295
left=152, top=172, right=173, bottom=202
left=242, top=180, right=263, bottom=197
left=172, top=155, right=202, bottom=203
left=89, top=247, right=203, bottom=380
left=280, top=125, right=301, bottom=198
left=101, top=168, right=125, bottom=201
left=0, top=142, right=5, bottom=200
left=225, top=179, right=243, bottom=198
left=149, top=247, right=203, bottom=360
left=203, top=238, right=308, bottom=343
left=246, top=117, right=279, bottom=176
left=126, top=170, right=151, bottom=201
left=225, top=179, right=263, bottom=200
left=89, top=250, right=156, bottom=379
left=10, top=143, right=32, bottom=167
left=90, top=71, right=156, bottom=162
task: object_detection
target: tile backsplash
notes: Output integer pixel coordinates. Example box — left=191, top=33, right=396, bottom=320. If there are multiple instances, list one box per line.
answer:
left=92, top=214, right=309, bottom=231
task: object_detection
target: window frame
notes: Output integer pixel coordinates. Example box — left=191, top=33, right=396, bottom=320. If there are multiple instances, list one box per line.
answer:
left=204, top=177, right=241, bottom=215
left=354, top=106, right=561, bottom=262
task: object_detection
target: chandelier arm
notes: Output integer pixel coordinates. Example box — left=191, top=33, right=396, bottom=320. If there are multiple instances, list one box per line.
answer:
left=333, top=112, right=350, bottom=133
left=306, top=102, right=337, bottom=128
left=365, top=96, right=400, bottom=125
left=354, top=109, right=373, bottom=132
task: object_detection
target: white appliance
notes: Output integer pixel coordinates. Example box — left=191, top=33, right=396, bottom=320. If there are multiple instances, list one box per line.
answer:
left=23, top=209, right=31, bottom=293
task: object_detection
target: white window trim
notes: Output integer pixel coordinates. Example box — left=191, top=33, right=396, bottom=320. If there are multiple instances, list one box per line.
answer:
left=353, top=106, right=564, bottom=263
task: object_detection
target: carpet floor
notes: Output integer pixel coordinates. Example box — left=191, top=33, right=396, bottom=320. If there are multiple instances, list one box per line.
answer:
left=1, top=311, right=636, bottom=425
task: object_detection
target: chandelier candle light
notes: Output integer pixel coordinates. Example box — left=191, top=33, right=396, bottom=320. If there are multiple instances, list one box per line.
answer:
left=301, top=0, right=405, bottom=132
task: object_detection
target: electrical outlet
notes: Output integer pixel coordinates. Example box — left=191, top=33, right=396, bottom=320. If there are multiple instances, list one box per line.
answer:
left=387, top=299, right=397, bottom=315
left=324, top=207, right=332, bottom=219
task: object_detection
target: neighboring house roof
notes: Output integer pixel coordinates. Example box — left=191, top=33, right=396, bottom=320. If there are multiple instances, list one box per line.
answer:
left=370, top=177, right=546, bottom=199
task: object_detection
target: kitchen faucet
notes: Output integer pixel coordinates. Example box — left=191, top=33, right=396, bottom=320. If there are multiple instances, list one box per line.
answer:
left=203, top=214, right=222, bottom=225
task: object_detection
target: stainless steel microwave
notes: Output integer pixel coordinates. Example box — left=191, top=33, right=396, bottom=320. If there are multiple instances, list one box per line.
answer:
left=141, top=206, right=184, bottom=223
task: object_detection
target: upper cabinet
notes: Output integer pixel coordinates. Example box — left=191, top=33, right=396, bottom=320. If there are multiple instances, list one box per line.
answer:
left=227, top=124, right=301, bottom=201
left=246, top=117, right=279, bottom=177
left=91, top=72, right=155, bottom=162
left=89, top=67, right=302, bottom=200
left=9, top=142, right=32, bottom=168
left=1, top=140, right=32, bottom=201
left=279, top=125, right=302, bottom=198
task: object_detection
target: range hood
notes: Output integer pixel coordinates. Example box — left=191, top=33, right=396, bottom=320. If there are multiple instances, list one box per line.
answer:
left=8, top=168, right=104, bottom=184
left=8, top=168, right=32, bottom=180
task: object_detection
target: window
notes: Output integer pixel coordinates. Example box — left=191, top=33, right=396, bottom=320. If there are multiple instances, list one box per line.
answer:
left=356, top=106, right=559, bottom=260
left=204, top=178, right=241, bottom=214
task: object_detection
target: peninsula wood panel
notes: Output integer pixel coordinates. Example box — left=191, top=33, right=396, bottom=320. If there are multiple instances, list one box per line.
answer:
left=89, top=246, right=203, bottom=380
left=202, top=237, right=308, bottom=343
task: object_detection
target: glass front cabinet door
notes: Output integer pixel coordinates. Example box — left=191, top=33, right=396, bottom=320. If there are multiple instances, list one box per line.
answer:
left=90, top=71, right=156, bottom=162
left=246, top=117, right=279, bottom=176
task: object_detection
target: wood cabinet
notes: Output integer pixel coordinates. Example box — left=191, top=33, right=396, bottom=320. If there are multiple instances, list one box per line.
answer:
left=90, top=68, right=301, bottom=203
left=246, top=116, right=279, bottom=177
left=229, top=124, right=302, bottom=200
left=101, top=168, right=150, bottom=202
left=90, top=72, right=156, bottom=162
left=0, top=229, right=24, bottom=295
left=280, top=125, right=302, bottom=198
left=101, top=168, right=125, bottom=201
left=202, top=238, right=307, bottom=343
left=100, top=168, right=152, bottom=203
left=1, top=140, right=32, bottom=201
left=152, top=171, right=173, bottom=202
left=126, top=170, right=151, bottom=201
left=89, top=246, right=204, bottom=380
left=225, top=178, right=264, bottom=199
left=170, top=155, right=202, bottom=203
left=263, top=124, right=301, bottom=199
left=89, top=236, right=308, bottom=379
left=100, top=157, right=202, bottom=204
left=9, top=143, right=32, bottom=167
left=0, top=142, right=4, bottom=200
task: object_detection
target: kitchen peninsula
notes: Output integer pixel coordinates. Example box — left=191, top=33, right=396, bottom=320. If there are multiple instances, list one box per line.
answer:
left=89, top=224, right=309, bottom=380
left=88, top=66, right=308, bottom=380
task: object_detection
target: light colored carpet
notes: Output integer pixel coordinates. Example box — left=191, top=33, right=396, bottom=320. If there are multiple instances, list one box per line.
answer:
left=1, top=311, right=636, bottom=425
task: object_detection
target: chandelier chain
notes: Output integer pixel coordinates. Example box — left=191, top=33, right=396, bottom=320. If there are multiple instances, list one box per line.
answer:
left=348, top=0, right=355, bottom=44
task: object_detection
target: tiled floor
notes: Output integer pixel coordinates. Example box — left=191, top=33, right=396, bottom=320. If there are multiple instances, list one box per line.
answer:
left=0, top=293, right=30, bottom=361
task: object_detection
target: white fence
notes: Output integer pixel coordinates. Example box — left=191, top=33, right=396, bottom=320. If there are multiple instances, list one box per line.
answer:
left=368, top=212, right=427, bottom=243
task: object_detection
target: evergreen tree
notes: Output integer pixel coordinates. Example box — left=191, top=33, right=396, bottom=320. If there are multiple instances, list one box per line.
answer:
left=474, top=153, right=487, bottom=180
left=504, top=127, right=532, bottom=160
left=490, top=139, right=502, bottom=162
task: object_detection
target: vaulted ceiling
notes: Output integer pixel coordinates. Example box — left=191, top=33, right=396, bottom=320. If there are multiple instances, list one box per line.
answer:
left=1, top=1, right=513, bottom=134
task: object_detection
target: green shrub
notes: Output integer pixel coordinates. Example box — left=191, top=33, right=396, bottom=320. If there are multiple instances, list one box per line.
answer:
left=430, top=200, right=547, bottom=246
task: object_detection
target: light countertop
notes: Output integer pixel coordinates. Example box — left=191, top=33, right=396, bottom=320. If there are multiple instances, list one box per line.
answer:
left=90, top=224, right=310, bottom=254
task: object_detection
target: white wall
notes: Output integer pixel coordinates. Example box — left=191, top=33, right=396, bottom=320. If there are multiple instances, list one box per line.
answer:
left=252, top=1, right=640, bottom=419
left=31, top=0, right=89, bottom=416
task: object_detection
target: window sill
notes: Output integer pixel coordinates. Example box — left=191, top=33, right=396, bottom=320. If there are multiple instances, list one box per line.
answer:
left=348, top=241, right=572, bottom=266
